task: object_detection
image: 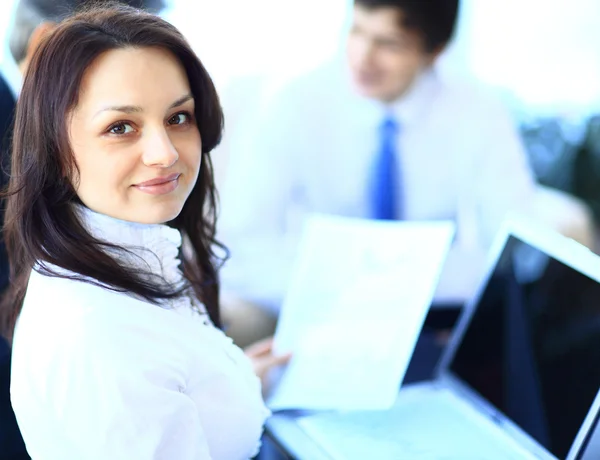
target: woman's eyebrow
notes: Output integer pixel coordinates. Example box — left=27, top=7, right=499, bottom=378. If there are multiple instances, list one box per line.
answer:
left=93, top=93, right=194, bottom=119
left=168, top=93, right=194, bottom=109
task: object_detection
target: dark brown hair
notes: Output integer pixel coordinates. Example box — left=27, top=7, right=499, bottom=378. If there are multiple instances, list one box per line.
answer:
left=355, top=0, right=459, bottom=52
left=1, top=4, right=225, bottom=339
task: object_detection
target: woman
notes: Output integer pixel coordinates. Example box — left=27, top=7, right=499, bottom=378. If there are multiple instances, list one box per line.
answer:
left=3, top=5, right=274, bottom=459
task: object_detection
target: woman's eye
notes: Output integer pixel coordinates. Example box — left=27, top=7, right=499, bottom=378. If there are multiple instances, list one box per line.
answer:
left=108, top=122, right=134, bottom=135
left=168, top=113, right=189, bottom=125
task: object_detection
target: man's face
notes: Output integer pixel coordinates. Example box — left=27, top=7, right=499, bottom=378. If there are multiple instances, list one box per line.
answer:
left=346, top=5, right=441, bottom=102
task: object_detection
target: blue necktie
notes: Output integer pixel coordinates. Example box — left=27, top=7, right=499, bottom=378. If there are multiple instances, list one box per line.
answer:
left=370, top=115, right=400, bottom=220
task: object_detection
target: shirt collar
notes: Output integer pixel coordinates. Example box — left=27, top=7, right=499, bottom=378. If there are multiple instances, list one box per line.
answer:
left=385, top=67, right=440, bottom=127
left=344, top=64, right=441, bottom=129
left=76, top=205, right=184, bottom=286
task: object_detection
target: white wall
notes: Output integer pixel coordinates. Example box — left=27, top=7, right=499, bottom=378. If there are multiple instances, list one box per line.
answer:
left=163, top=0, right=348, bottom=92
left=459, top=0, right=600, bottom=114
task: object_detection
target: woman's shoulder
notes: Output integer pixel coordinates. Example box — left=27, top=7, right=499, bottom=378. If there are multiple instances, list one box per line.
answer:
left=21, top=266, right=214, bottom=349
left=26, top=265, right=129, bottom=310
left=16, top=268, right=198, bottom=370
left=22, top=266, right=172, bottom=339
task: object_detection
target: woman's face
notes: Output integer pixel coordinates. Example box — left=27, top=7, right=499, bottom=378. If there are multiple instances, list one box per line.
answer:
left=69, top=46, right=201, bottom=224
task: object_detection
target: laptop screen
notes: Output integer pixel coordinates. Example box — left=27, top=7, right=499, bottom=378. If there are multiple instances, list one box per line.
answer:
left=449, top=235, right=600, bottom=459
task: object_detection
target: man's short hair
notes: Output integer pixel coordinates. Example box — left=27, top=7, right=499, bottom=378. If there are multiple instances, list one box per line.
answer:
left=9, top=0, right=166, bottom=63
left=354, top=0, right=459, bottom=52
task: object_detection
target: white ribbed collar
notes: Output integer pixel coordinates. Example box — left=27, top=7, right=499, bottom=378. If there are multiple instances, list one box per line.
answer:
left=76, top=206, right=183, bottom=286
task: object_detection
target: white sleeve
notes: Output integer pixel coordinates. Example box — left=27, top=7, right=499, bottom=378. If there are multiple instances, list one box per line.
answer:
left=40, top=315, right=213, bottom=460
left=435, top=93, right=535, bottom=304
left=471, top=99, right=535, bottom=244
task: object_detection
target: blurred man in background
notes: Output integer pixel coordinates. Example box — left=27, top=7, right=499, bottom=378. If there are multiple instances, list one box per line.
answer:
left=219, top=0, right=535, bottom=345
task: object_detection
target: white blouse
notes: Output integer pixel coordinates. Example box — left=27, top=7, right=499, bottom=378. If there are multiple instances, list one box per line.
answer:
left=10, top=207, right=270, bottom=460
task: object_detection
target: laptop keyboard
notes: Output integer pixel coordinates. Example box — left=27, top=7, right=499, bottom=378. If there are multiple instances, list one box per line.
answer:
left=297, top=386, right=532, bottom=459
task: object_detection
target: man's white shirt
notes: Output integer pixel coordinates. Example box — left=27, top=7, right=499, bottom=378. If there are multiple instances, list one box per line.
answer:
left=218, top=58, right=535, bottom=311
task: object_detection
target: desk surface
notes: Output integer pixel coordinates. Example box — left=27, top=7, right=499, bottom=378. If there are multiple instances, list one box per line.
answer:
left=263, top=330, right=446, bottom=459
left=265, top=413, right=331, bottom=460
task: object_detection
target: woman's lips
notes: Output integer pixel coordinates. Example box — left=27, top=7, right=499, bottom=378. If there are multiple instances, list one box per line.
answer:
left=133, top=173, right=181, bottom=195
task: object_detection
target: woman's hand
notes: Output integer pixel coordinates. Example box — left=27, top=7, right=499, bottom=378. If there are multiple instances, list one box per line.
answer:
left=244, top=337, right=291, bottom=384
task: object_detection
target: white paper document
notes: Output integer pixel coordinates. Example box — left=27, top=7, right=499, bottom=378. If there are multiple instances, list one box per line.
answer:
left=267, top=215, right=455, bottom=411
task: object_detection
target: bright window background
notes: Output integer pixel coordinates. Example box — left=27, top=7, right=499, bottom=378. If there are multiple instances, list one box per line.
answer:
left=459, top=0, right=600, bottom=114
left=0, top=1, right=18, bottom=63
left=161, top=0, right=349, bottom=93
left=1, top=0, right=599, bottom=114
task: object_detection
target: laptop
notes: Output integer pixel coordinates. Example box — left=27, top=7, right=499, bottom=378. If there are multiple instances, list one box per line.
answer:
left=295, top=216, right=600, bottom=459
